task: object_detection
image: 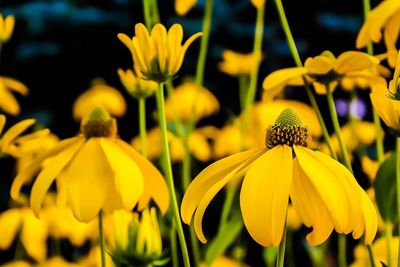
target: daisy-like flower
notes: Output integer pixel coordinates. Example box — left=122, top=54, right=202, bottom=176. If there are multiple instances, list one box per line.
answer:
left=11, top=107, right=169, bottom=222
left=181, top=108, right=377, bottom=246
left=218, top=50, right=261, bottom=77
left=73, top=80, right=126, bottom=121
left=118, top=23, right=202, bottom=83
left=117, top=68, right=157, bottom=99
left=175, top=0, right=197, bottom=16
left=0, top=76, right=29, bottom=116
left=263, top=51, right=379, bottom=99
left=0, top=14, right=15, bottom=43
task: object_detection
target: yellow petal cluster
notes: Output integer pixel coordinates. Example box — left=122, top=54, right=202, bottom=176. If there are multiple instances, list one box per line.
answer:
left=0, top=14, right=15, bottom=43
left=117, top=68, right=157, bottom=99
left=218, top=50, right=261, bottom=76
left=118, top=23, right=202, bottom=82
left=0, top=76, right=29, bottom=116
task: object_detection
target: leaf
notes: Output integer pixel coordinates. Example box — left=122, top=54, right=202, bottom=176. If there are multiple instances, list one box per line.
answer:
left=205, top=211, right=243, bottom=265
left=374, top=152, right=398, bottom=223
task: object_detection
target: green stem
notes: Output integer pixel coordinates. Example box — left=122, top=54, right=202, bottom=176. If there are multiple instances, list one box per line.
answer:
left=373, top=109, right=385, bottom=163
left=275, top=224, right=287, bottom=267
left=396, top=137, right=400, bottom=267
left=195, top=0, right=213, bottom=86
left=139, top=98, right=147, bottom=157
left=362, top=0, right=374, bottom=55
left=239, top=75, right=249, bottom=111
left=325, top=84, right=353, bottom=173
left=170, top=223, right=179, bottom=267
left=142, top=0, right=152, bottom=29
left=273, top=0, right=337, bottom=160
left=286, top=231, right=295, bottom=267
left=98, top=210, right=106, bottom=267
left=367, top=244, right=377, bottom=267
left=150, top=0, right=160, bottom=25
left=338, top=235, right=346, bottom=267
left=385, top=221, right=393, bottom=267
left=155, top=83, right=191, bottom=267
left=242, top=4, right=265, bottom=134
left=218, top=183, right=238, bottom=230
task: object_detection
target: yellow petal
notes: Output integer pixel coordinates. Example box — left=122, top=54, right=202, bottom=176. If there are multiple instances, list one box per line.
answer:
left=263, top=67, right=307, bottom=92
left=21, top=211, right=48, bottom=262
left=99, top=138, right=144, bottom=210
left=1, top=119, right=35, bottom=152
left=2, top=15, right=15, bottom=42
left=117, top=33, right=135, bottom=55
left=0, top=86, right=21, bottom=115
left=0, top=114, right=6, bottom=135
left=63, top=138, right=112, bottom=222
left=167, top=24, right=184, bottom=74
left=151, top=24, right=168, bottom=73
left=0, top=76, right=29, bottom=95
left=240, top=145, right=292, bottom=246
left=0, top=209, right=22, bottom=249
left=305, top=56, right=334, bottom=74
left=30, top=138, right=85, bottom=216
left=370, top=84, right=400, bottom=130
left=335, top=51, right=379, bottom=74
left=175, top=0, right=197, bottom=16
left=172, top=31, right=202, bottom=74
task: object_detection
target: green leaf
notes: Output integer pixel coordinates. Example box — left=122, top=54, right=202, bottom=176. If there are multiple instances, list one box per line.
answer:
left=374, top=152, right=398, bottom=223
left=205, top=211, right=243, bottom=265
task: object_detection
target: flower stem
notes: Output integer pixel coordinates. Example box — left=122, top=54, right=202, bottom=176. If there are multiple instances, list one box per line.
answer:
left=373, top=109, right=384, bottom=163
left=142, top=0, right=152, bottom=29
left=385, top=221, right=393, bottom=267
left=338, top=235, right=346, bottom=267
left=155, top=82, right=191, bottom=267
left=218, top=183, right=238, bottom=229
left=239, top=74, right=249, bottom=111
left=275, top=224, right=287, bottom=267
left=367, top=244, right=377, bottom=267
left=396, top=137, right=400, bottom=267
left=98, top=210, right=106, bottom=267
left=362, top=0, right=374, bottom=55
left=170, top=223, right=179, bottom=267
left=138, top=98, right=147, bottom=157
left=150, top=0, right=160, bottom=24
left=273, top=0, right=337, bottom=160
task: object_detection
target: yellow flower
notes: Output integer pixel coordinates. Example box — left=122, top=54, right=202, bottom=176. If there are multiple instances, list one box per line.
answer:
left=181, top=109, right=377, bottom=246
left=351, top=236, right=398, bottom=267
left=165, top=82, right=220, bottom=122
left=361, top=156, right=380, bottom=182
left=263, top=51, right=379, bottom=98
left=218, top=50, right=260, bottom=76
left=0, top=14, right=15, bottom=43
left=0, top=76, right=29, bottom=115
left=340, top=65, right=390, bottom=91
left=117, top=68, right=157, bottom=99
left=11, top=108, right=169, bottom=222
left=175, top=0, right=197, bottom=16
left=118, top=23, right=202, bottom=82
left=79, top=246, right=116, bottom=267
left=73, top=81, right=126, bottom=121
left=250, top=0, right=265, bottom=9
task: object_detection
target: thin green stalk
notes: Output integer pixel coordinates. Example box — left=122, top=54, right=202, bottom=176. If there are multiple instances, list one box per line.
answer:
left=384, top=221, right=393, bottom=267
left=338, top=235, right=346, bottom=267
left=275, top=224, right=287, bottom=267
left=142, top=0, right=152, bottom=29
left=273, top=0, right=337, bottom=160
left=286, top=231, right=295, bottom=267
left=396, top=137, right=400, bottom=267
left=218, top=183, right=238, bottom=230
left=195, top=0, right=213, bottom=86
left=325, top=84, right=353, bottom=173
left=170, top=223, right=179, bottom=267
left=139, top=98, right=147, bottom=157
left=239, top=75, right=249, bottom=111
left=98, top=210, right=106, bottom=267
left=362, top=0, right=374, bottom=55
left=150, top=0, right=160, bottom=25
left=373, top=109, right=384, bottom=163
left=155, top=83, right=191, bottom=267
left=367, top=244, right=377, bottom=267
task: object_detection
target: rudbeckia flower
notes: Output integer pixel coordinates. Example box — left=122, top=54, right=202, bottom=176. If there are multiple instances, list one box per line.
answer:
left=263, top=51, right=379, bottom=99
left=117, top=68, right=157, bottom=99
left=181, top=108, right=377, bottom=246
left=164, top=82, right=220, bottom=122
left=218, top=50, right=261, bottom=76
left=0, top=14, right=15, bottom=43
left=351, top=236, right=398, bottom=267
left=11, top=108, right=169, bottom=223
left=175, top=0, right=197, bottom=16
left=0, top=76, right=29, bottom=116
left=118, top=23, right=202, bottom=83
left=73, top=80, right=126, bottom=121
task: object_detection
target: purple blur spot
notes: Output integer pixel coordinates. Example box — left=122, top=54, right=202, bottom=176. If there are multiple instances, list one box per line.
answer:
left=350, top=98, right=367, bottom=119
left=335, top=99, right=349, bottom=117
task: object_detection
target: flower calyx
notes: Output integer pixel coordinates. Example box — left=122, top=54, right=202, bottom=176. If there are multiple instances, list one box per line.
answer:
left=80, top=107, right=117, bottom=138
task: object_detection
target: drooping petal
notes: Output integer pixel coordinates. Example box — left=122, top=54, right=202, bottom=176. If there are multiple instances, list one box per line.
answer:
left=175, top=0, right=197, bottom=16
left=262, top=67, right=307, bottom=92
left=1, top=119, right=35, bottom=152
left=335, top=51, right=379, bottom=74
left=305, top=56, right=334, bottom=74
left=167, top=24, right=184, bottom=73
left=172, top=32, right=202, bottom=74
left=0, top=77, right=29, bottom=95
left=0, top=87, right=21, bottom=115
left=117, top=33, right=135, bottom=55
left=30, top=138, right=85, bottom=216
left=0, top=209, right=22, bottom=249
left=0, top=114, right=6, bottom=135
left=181, top=148, right=265, bottom=224
left=21, top=211, right=48, bottom=262
left=63, top=138, right=112, bottom=222
left=240, top=145, right=293, bottom=246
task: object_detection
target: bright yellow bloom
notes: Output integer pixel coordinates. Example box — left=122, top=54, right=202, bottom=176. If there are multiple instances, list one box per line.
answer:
left=250, top=0, right=265, bottom=9
left=11, top=108, right=169, bottom=222
left=118, top=23, right=202, bottom=82
left=263, top=51, right=379, bottom=98
left=181, top=109, right=377, bottom=246
left=0, top=76, right=29, bottom=115
left=0, top=14, right=15, bottom=43
left=218, top=50, right=260, bottom=76
left=117, top=68, right=157, bottom=99
left=165, top=82, right=220, bottom=122
left=73, top=81, right=126, bottom=121
left=351, top=237, right=398, bottom=267
left=175, top=0, right=197, bottom=16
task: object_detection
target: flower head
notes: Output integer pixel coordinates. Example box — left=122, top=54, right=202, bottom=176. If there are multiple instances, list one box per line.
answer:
left=118, top=23, right=202, bottom=83
left=0, top=76, right=29, bottom=116
left=181, top=109, right=377, bottom=246
left=117, top=68, right=157, bottom=99
left=11, top=108, right=169, bottom=222
left=0, top=14, right=15, bottom=43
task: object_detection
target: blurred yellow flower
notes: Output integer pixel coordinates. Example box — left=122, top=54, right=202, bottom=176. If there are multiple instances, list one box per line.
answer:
left=11, top=108, right=169, bottom=222
left=38, top=257, right=86, bottom=267
left=73, top=81, right=126, bottom=121
left=175, top=0, right=197, bottom=16
left=0, top=14, right=15, bottom=43
left=0, top=76, right=29, bottom=116
left=165, top=82, right=220, bottom=122
left=181, top=109, right=377, bottom=247
left=213, top=122, right=251, bottom=159
left=263, top=51, right=379, bottom=98
left=351, top=236, right=398, bottom=267
left=361, top=156, right=380, bottom=182
left=250, top=0, right=265, bottom=9
left=218, top=50, right=260, bottom=76
left=117, top=68, right=157, bottom=99
left=200, top=256, right=247, bottom=267
left=2, top=262, right=32, bottom=267
left=118, top=23, right=202, bottom=83
left=340, top=64, right=389, bottom=91
left=79, top=245, right=115, bottom=267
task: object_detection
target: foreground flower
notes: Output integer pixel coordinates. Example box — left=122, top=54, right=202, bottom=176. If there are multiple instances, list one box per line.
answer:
left=218, top=50, right=260, bottom=76
left=11, top=108, right=169, bottom=222
left=0, top=76, right=29, bottom=115
left=181, top=108, right=377, bottom=246
left=0, top=14, right=15, bottom=43
left=118, top=23, right=202, bottom=82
